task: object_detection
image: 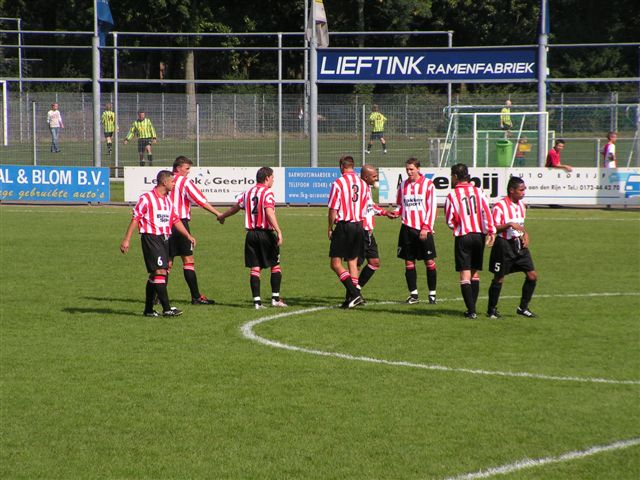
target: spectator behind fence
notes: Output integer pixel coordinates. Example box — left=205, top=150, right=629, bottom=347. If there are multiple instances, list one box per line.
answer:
left=46, top=103, right=64, bottom=153
left=101, top=103, right=117, bottom=156
left=500, top=99, right=512, bottom=135
left=601, top=131, right=618, bottom=168
left=124, top=110, right=157, bottom=166
left=545, top=139, right=573, bottom=172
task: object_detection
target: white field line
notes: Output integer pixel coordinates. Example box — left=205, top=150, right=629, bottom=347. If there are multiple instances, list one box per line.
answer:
left=240, top=292, right=640, bottom=385
left=444, top=437, right=640, bottom=480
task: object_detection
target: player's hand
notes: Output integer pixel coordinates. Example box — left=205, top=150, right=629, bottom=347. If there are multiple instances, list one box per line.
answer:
left=120, top=240, right=129, bottom=253
left=276, top=232, right=283, bottom=246
left=419, top=229, right=429, bottom=241
left=511, top=222, right=525, bottom=232
left=485, top=234, right=495, bottom=248
left=522, top=234, right=529, bottom=248
left=217, top=216, right=225, bottom=225
left=189, top=236, right=197, bottom=248
left=328, top=228, right=333, bottom=240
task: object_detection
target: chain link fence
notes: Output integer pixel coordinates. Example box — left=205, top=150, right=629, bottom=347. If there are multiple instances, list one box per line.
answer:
left=1, top=91, right=638, bottom=172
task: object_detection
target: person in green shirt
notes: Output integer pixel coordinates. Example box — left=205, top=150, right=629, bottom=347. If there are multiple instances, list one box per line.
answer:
left=124, top=110, right=157, bottom=166
left=500, top=99, right=513, bottom=134
left=366, top=104, right=388, bottom=155
left=101, top=103, right=116, bottom=155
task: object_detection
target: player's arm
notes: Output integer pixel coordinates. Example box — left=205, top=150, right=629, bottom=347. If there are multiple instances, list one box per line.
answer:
left=186, top=181, right=223, bottom=219
left=124, top=123, right=135, bottom=143
left=172, top=220, right=196, bottom=248
left=328, top=208, right=338, bottom=239
left=265, top=207, right=283, bottom=246
left=120, top=217, right=138, bottom=253
left=217, top=203, right=241, bottom=223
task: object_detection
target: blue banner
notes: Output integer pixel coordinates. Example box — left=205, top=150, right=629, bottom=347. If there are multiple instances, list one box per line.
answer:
left=318, top=48, right=537, bottom=83
left=97, top=0, right=115, bottom=47
left=285, top=168, right=342, bottom=204
left=0, top=166, right=110, bottom=202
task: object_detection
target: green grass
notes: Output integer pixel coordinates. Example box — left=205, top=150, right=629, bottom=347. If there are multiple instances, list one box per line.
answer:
left=3, top=134, right=635, bottom=170
left=1, top=205, right=639, bottom=479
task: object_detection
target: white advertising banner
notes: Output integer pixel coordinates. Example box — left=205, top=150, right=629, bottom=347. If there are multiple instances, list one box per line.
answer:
left=124, top=167, right=286, bottom=203
left=378, top=167, right=640, bottom=207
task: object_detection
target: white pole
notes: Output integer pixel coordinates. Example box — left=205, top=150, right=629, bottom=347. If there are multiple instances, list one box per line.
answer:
left=92, top=0, right=102, bottom=167
left=196, top=103, right=200, bottom=166
left=472, top=114, right=477, bottom=167
left=278, top=33, right=283, bottom=168
left=2, top=81, right=7, bottom=146
left=113, top=32, right=119, bottom=177
left=32, top=101, right=37, bottom=165
left=537, top=0, right=548, bottom=167
left=362, top=104, right=366, bottom=164
left=309, top=0, right=318, bottom=167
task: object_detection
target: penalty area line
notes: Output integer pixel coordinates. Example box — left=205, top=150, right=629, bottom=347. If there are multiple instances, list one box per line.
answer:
left=444, top=437, right=640, bottom=480
left=240, top=292, right=640, bottom=386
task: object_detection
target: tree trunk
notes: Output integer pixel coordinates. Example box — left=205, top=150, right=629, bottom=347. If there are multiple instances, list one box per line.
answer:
left=185, top=50, right=197, bottom=136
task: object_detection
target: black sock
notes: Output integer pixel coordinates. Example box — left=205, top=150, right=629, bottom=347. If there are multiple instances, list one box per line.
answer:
left=270, top=271, right=282, bottom=299
left=488, top=279, right=503, bottom=310
left=471, top=279, right=480, bottom=305
left=359, top=264, right=377, bottom=288
left=183, top=265, right=200, bottom=299
left=366, top=143, right=372, bottom=151
left=427, top=267, right=437, bottom=292
left=405, top=267, right=418, bottom=293
left=382, top=143, right=387, bottom=150
left=145, top=279, right=155, bottom=312
left=250, top=273, right=261, bottom=301
left=148, top=154, right=153, bottom=164
left=520, top=278, right=537, bottom=310
left=139, top=160, right=145, bottom=166
left=107, top=142, right=112, bottom=152
left=460, top=282, right=475, bottom=313
left=339, top=272, right=359, bottom=297
left=154, top=275, right=171, bottom=311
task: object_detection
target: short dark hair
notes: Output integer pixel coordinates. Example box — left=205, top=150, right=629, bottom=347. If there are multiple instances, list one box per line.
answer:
left=406, top=157, right=420, bottom=168
left=339, top=155, right=355, bottom=169
left=451, top=163, right=470, bottom=182
left=173, top=155, right=193, bottom=172
left=156, top=170, right=173, bottom=185
left=507, top=176, right=525, bottom=192
left=607, top=131, right=617, bottom=140
left=256, top=166, right=274, bottom=184
left=555, top=139, right=565, bottom=146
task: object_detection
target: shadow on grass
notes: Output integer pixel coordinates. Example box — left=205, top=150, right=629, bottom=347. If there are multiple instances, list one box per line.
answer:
left=366, top=305, right=465, bottom=318
left=63, top=307, right=140, bottom=316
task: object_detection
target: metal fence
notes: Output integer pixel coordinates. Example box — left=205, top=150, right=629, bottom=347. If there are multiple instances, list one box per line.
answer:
left=1, top=91, right=638, bottom=171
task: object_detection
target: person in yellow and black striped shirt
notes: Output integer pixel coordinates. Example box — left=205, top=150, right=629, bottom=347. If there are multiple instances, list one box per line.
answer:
left=124, top=110, right=157, bottom=166
left=366, top=104, right=388, bottom=155
left=101, top=103, right=117, bottom=155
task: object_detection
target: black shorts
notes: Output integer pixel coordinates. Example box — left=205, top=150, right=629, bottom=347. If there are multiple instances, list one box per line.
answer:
left=357, top=231, right=379, bottom=266
left=489, top=237, right=535, bottom=276
left=169, top=219, right=193, bottom=258
left=329, top=221, right=365, bottom=260
left=245, top=229, right=280, bottom=268
left=369, top=131, right=384, bottom=140
left=397, top=224, right=436, bottom=261
left=138, top=138, right=153, bottom=153
left=103, top=131, right=114, bottom=139
left=141, top=233, right=170, bottom=273
left=454, top=233, right=486, bottom=272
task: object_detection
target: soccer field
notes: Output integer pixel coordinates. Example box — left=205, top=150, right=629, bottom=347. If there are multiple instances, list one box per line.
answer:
left=1, top=205, right=639, bottom=478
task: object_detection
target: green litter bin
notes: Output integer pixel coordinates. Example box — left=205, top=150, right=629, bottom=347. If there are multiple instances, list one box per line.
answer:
left=496, top=140, right=513, bottom=167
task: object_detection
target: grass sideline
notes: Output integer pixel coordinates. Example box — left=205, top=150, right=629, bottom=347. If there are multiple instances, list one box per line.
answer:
left=1, top=205, right=639, bottom=479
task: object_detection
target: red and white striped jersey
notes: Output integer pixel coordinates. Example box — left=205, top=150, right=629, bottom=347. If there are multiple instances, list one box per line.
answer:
left=363, top=190, right=386, bottom=232
left=327, top=171, right=369, bottom=223
left=171, top=174, right=209, bottom=220
left=132, top=188, right=179, bottom=235
left=444, top=182, right=496, bottom=237
left=237, top=183, right=276, bottom=230
left=395, top=176, right=437, bottom=232
left=492, top=196, right=526, bottom=240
